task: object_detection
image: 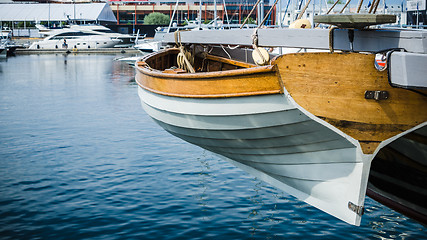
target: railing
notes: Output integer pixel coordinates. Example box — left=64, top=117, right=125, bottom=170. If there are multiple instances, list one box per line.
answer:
left=12, top=29, right=41, bottom=38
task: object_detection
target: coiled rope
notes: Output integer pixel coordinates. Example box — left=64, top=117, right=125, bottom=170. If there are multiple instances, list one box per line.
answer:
left=174, top=30, right=195, bottom=73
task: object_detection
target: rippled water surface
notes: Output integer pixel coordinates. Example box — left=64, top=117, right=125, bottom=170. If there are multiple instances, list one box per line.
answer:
left=0, top=54, right=425, bottom=239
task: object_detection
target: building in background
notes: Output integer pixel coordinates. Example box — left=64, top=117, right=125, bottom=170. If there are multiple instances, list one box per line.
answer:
left=1, top=0, right=275, bottom=36
left=0, top=0, right=412, bottom=37
left=108, top=0, right=273, bottom=27
left=407, top=0, right=426, bottom=27
left=0, top=2, right=116, bottom=26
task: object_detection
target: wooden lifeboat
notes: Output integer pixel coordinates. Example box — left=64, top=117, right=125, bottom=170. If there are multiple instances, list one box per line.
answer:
left=135, top=48, right=282, bottom=98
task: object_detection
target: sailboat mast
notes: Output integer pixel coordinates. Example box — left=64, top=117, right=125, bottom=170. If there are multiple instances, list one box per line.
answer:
left=199, top=0, right=202, bottom=29
left=214, top=0, right=218, bottom=28
left=279, top=0, right=282, bottom=27
left=167, top=0, right=180, bottom=33
left=258, top=0, right=264, bottom=25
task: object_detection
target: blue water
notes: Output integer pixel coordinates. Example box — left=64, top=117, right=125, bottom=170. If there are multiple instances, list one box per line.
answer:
left=0, top=54, right=425, bottom=239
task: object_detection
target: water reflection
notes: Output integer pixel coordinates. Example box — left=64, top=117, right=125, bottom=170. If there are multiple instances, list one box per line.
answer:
left=194, top=152, right=293, bottom=238
left=1, top=54, right=424, bottom=239
left=365, top=201, right=425, bottom=239
left=245, top=177, right=290, bottom=238
left=196, top=150, right=212, bottom=221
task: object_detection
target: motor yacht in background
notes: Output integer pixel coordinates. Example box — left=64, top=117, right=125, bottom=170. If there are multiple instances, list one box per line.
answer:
left=0, top=28, right=10, bottom=58
left=29, top=28, right=121, bottom=49
left=69, top=25, right=138, bottom=48
left=34, top=24, right=138, bottom=48
left=1, top=27, right=20, bottom=57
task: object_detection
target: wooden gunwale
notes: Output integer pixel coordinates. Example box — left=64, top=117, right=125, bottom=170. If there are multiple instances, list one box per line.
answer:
left=135, top=48, right=283, bottom=98
left=136, top=62, right=275, bottom=79
left=136, top=48, right=272, bottom=79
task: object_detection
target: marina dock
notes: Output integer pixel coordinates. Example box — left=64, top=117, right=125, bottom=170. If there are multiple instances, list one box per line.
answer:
left=15, top=48, right=140, bottom=55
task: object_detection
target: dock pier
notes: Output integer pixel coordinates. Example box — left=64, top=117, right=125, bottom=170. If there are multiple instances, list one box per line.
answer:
left=15, top=48, right=141, bottom=55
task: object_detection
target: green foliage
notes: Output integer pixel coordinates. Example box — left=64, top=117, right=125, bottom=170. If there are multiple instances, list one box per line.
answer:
left=143, top=12, right=170, bottom=25
left=327, top=0, right=344, bottom=3
left=245, top=17, right=256, bottom=24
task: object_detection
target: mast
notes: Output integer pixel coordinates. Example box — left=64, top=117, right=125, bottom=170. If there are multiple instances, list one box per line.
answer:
left=258, top=0, right=265, bottom=25
left=48, top=0, right=50, bottom=28
left=199, top=0, right=202, bottom=29
left=223, top=0, right=231, bottom=26
left=279, top=0, right=282, bottom=27
left=73, top=0, right=76, bottom=23
left=312, top=0, right=315, bottom=24
left=167, top=0, right=180, bottom=33
left=214, top=0, right=217, bottom=28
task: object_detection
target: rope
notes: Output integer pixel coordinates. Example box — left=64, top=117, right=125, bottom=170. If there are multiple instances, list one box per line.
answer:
left=280, top=0, right=292, bottom=26
left=220, top=45, right=232, bottom=59
left=174, top=30, right=180, bottom=46
left=258, top=0, right=280, bottom=28
left=325, top=0, right=341, bottom=14
left=368, top=0, right=378, bottom=13
left=372, top=0, right=381, bottom=13
left=314, top=0, right=341, bottom=28
left=177, top=46, right=195, bottom=73
left=251, top=28, right=269, bottom=65
left=356, top=0, right=364, bottom=13
left=297, top=0, right=312, bottom=20
left=339, top=0, right=352, bottom=13
left=227, top=45, right=241, bottom=50
left=174, top=31, right=195, bottom=73
left=240, top=0, right=262, bottom=29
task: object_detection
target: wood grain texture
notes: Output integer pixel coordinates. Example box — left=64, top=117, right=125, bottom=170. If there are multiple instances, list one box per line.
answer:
left=273, top=52, right=427, bottom=154
left=135, top=48, right=282, bottom=98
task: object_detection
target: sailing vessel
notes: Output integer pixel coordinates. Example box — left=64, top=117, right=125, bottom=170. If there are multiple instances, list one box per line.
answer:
left=134, top=12, right=427, bottom=226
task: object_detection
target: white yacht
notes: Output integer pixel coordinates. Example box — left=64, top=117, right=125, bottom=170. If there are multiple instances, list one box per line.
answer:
left=29, top=28, right=120, bottom=50
left=1, top=27, right=20, bottom=57
left=69, top=25, right=138, bottom=48
left=133, top=39, right=163, bottom=53
left=0, top=29, right=9, bottom=58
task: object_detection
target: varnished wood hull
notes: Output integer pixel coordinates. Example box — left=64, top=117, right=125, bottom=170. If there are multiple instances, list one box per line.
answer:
left=271, top=52, right=427, bottom=154
left=135, top=49, right=282, bottom=98
left=135, top=49, right=427, bottom=226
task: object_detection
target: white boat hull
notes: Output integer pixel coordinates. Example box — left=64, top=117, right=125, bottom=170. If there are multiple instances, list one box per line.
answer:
left=0, top=47, right=6, bottom=58
left=137, top=86, right=373, bottom=225
left=134, top=41, right=162, bottom=52
left=29, top=36, right=119, bottom=49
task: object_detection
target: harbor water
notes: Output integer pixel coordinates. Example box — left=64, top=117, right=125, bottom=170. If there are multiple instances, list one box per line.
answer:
left=0, top=54, right=425, bottom=239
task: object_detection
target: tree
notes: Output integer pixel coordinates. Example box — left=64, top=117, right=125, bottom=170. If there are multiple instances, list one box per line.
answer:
left=143, top=12, right=170, bottom=25
left=246, top=17, right=256, bottom=25
left=327, top=0, right=344, bottom=3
